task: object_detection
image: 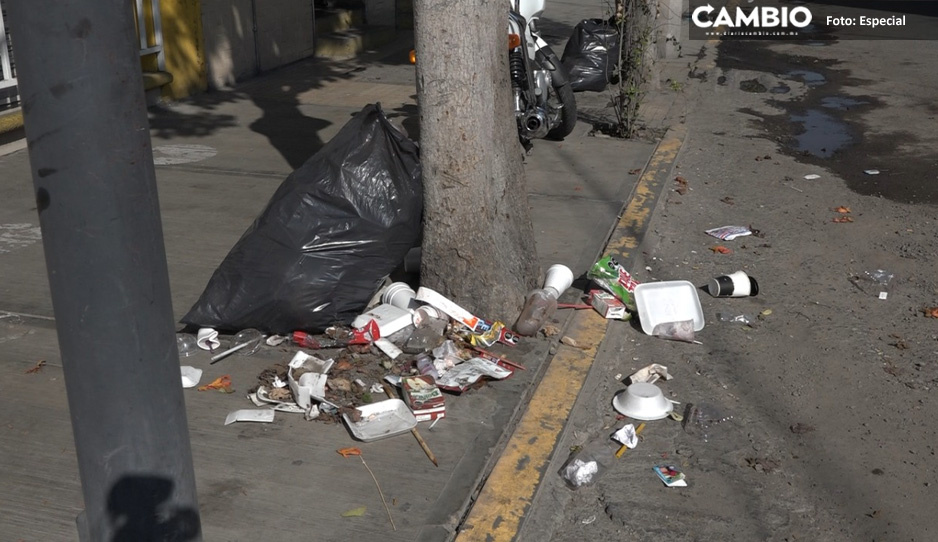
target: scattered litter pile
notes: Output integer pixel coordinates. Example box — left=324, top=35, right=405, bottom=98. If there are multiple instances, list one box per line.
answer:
left=171, top=105, right=783, bottom=501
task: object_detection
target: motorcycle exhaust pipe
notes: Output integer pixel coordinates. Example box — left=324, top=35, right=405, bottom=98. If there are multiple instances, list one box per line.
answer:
left=521, top=110, right=549, bottom=139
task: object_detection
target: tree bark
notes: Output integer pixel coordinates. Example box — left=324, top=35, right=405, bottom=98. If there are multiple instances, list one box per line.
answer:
left=414, top=0, right=540, bottom=324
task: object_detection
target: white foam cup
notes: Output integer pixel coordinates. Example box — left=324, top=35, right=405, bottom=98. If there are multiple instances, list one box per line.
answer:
left=543, top=264, right=574, bottom=296
left=708, top=270, right=759, bottom=298
left=382, top=282, right=417, bottom=310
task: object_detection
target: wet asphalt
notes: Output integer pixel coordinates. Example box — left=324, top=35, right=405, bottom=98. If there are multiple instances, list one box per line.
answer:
left=716, top=24, right=938, bottom=205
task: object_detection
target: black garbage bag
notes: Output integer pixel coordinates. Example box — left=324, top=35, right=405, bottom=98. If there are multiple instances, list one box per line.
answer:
left=181, top=104, right=422, bottom=334
left=561, top=19, right=621, bottom=92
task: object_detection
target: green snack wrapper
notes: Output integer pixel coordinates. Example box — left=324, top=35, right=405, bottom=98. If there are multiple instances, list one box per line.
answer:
left=587, top=255, right=638, bottom=310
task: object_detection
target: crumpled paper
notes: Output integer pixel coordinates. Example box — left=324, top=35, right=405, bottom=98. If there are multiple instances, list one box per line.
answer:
left=561, top=458, right=599, bottom=488
left=612, top=424, right=639, bottom=449
left=627, top=363, right=672, bottom=385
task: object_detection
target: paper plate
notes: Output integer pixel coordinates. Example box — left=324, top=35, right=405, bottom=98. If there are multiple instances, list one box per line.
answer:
left=633, top=280, right=705, bottom=335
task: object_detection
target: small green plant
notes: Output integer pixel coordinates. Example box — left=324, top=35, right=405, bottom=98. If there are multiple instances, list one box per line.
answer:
left=607, top=0, right=654, bottom=138
left=669, top=80, right=684, bottom=92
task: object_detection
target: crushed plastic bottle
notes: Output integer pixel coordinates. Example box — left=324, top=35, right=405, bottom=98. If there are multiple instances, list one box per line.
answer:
left=415, top=353, right=439, bottom=380
left=514, top=287, right=560, bottom=336
left=514, top=264, right=574, bottom=337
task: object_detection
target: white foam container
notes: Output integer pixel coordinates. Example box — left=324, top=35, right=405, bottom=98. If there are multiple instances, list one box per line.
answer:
left=633, top=280, right=705, bottom=335
left=343, top=399, right=417, bottom=442
left=351, top=303, right=413, bottom=337
left=612, top=383, right=674, bottom=421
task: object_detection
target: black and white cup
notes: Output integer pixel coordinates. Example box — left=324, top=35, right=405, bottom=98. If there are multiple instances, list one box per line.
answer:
left=708, top=270, right=759, bottom=298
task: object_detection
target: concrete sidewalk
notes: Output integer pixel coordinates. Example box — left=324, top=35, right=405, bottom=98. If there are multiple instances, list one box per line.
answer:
left=0, top=10, right=687, bottom=542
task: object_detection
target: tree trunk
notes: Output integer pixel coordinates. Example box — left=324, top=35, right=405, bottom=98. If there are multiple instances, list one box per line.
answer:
left=414, top=0, right=540, bottom=323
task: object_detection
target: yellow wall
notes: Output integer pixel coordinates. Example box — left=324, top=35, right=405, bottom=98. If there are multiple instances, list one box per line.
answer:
left=159, top=0, right=208, bottom=99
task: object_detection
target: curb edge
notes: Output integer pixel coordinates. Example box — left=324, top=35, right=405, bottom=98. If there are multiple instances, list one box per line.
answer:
left=455, top=124, right=688, bottom=541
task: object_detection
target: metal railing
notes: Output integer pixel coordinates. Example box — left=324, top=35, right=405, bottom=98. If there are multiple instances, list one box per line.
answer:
left=0, top=0, right=18, bottom=108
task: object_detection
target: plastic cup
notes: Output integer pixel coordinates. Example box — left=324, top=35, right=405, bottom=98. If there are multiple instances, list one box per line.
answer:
left=543, top=264, right=574, bottom=296
left=176, top=334, right=198, bottom=357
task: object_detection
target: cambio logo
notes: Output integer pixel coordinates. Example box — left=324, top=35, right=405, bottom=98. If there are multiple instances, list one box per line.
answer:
left=692, top=4, right=813, bottom=28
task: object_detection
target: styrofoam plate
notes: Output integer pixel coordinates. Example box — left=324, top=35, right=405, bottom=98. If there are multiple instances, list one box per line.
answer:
left=634, top=280, right=705, bottom=335
left=343, top=399, right=417, bottom=442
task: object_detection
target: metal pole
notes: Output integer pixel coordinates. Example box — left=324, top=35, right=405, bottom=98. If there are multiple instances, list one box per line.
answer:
left=5, top=1, right=202, bottom=540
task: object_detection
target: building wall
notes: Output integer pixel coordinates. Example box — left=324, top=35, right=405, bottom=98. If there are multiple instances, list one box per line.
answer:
left=254, top=0, right=315, bottom=72
left=161, top=0, right=208, bottom=99
left=200, top=0, right=257, bottom=89
left=200, top=0, right=314, bottom=90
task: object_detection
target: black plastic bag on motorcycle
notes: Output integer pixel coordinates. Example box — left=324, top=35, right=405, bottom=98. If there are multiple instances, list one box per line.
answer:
left=561, top=19, right=620, bottom=92
left=181, top=104, right=422, bottom=335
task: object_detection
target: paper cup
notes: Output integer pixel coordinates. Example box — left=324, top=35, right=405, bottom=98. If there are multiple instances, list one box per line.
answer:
left=382, top=282, right=417, bottom=310
left=196, top=327, right=221, bottom=350
left=708, top=271, right=759, bottom=298
left=544, top=264, right=574, bottom=296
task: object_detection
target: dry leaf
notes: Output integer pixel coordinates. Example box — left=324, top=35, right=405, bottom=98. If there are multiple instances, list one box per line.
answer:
left=710, top=245, right=732, bottom=254
left=560, top=336, right=579, bottom=347
left=832, top=206, right=851, bottom=214
left=542, top=323, right=561, bottom=337
left=337, top=447, right=362, bottom=458
left=832, top=216, right=854, bottom=223
left=924, top=307, right=938, bottom=318
left=674, top=176, right=688, bottom=195
left=24, top=360, right=46, bottom=374
left=720, top=196, right=735, bottom=205
left=628, top=168, right=642, bottom=175
left=342, top=506, right=367, bottom=517
left=197, top=375, right=233, bottom=393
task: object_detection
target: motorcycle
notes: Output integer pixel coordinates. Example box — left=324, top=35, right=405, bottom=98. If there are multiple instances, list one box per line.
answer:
left=508, top=0, right=577, bottom=148
left=409, top=0, right=577, bottom=148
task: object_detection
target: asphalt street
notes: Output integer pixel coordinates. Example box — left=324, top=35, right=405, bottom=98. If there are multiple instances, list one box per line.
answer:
left=519, top=7, right=938, bottom=542
left=2, top=1, right=936, bottom=541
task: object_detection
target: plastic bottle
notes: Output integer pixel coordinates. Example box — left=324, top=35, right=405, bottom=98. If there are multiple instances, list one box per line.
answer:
left=514, top=264, right=574, bottom=337
left=415, top=353, right=439, bottom=380
left=513, top=286, right=560, bottom=336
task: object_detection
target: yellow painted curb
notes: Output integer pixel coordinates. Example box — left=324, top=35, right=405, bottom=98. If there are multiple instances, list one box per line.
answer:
left=605, top=125, right=687, bottom=257
left=457, top=309, right=606, bottom=541
left=456, top=125, right=687, bottom=541
left=0, top=110, right=24, bottom=135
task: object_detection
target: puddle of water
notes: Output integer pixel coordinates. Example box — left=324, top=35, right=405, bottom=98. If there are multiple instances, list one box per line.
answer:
left=785, top=70, right=827, bottom=87
left=821, top=96, right=869, bottom=110
left=770, top=83, right=791, bottom=94
left=789, top=109, right=853, bottom=158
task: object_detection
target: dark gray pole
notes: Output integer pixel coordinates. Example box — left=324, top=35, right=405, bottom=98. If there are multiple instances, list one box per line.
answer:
left=6, top=1, right=202, bottom=540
